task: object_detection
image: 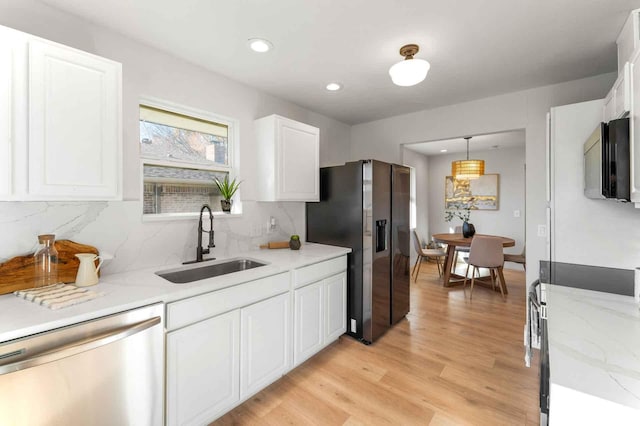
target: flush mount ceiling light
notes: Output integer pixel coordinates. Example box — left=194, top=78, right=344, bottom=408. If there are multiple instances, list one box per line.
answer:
left=247, top=38, right=273, bottom=53
left=451, top=137, right=485, bottom=180
left=326, top=82, right=342, bottom=91
left=440, top=149, right=447, bottom=153
left=388, top=44, right=431, bottom=87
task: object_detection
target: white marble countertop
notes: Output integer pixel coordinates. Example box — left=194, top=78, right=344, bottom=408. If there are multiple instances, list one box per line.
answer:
left=545, top=284, right=640, bottom=420
left=0, top=243, right=350, bottom=343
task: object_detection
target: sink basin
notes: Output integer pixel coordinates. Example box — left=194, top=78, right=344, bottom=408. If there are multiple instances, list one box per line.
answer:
left=156, top=258, right=267, bottom=284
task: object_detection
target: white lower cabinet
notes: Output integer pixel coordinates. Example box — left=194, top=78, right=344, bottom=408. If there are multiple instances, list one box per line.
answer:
left=165, top=272, right=290, bottom=426
left=294, top=271, right=347, bottom=367
left=240, top=292, right=290, bottom=399
left=294, top=281, right=324, bottom=366
left=164, top=256, right=347, bottom=424
left=166, top=310, right=240, bottom=426
left=325, top=272, right=348, bottom=342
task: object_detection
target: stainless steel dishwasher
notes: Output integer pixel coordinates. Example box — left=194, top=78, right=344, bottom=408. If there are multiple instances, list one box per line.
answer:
left=0, top=303, right=164, bottom=426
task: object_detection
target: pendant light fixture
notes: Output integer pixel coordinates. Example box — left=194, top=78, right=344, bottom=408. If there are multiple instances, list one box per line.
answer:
left=389, top=44, right=430, bottom=87
left=451, top=137, right=485, bottom=180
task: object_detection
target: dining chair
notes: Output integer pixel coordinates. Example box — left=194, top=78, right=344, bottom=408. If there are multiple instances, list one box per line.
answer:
left=412, top=230, right=446, bottom=280
left=504, top=246, right=526, bottom=271
left=464, top=235, right=506, bottom=300
left=452, top=225, right=471, bottom=272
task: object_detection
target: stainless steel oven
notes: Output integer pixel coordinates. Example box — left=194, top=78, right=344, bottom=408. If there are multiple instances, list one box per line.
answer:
left=0, top=303, right=164, bottom=425
left=528, top=280, right=549, bottom=426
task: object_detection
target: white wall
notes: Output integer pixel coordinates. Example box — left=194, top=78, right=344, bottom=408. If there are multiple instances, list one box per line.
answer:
left=401, top=148, right=429, bottom=267
left=351, top=73, right=616, bottom=285
left=551, top=100, right=640, bottom=269
left=427, top=147, right=526, bottom=261
left=0, top=0, right=351, bottom=274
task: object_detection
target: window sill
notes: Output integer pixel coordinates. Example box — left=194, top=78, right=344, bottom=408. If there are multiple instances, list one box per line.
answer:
left=142, top=211, right=243, bottom=222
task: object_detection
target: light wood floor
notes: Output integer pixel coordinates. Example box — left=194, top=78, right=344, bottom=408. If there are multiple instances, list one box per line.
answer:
left=214, top=262, right=539, bottom=425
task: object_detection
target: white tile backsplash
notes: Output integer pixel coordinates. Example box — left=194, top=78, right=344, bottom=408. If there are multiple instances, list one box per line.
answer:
left=0, top=200, right=305, bottom=275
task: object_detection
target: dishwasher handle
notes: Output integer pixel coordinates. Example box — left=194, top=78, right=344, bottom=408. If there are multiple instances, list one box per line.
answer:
left=0, top=316, right=161, bottom=375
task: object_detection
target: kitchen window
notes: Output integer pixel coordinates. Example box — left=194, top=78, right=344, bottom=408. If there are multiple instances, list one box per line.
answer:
left=139, top=98, right=240, bottom=219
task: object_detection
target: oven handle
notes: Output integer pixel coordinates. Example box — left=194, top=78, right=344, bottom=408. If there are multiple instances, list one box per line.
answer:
left=525, top=279, right=541, bottom=367
left=0, top=316, right=161, bottom=375
left=529, top=292, right=541, bottom=310
left=528, top=279, right=541, bottom=308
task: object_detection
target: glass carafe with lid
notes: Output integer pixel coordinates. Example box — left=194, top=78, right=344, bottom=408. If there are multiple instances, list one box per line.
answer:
left=34, top=234, right=59, bottom=287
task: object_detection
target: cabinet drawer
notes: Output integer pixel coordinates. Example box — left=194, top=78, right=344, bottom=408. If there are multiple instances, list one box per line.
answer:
left=293, top=256, right=347, bottom=288
left=166, top=272, right=289, bottom=331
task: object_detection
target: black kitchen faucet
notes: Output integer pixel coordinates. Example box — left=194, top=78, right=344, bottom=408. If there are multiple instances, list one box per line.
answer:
left=183, top=204, right=216, bottom=264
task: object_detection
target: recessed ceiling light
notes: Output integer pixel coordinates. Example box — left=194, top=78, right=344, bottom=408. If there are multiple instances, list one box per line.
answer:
left=247, top=38, right=273, bottom=53
left=326, top=83, right=342, bottom=91
left=440, top=149, right=447, bottom=153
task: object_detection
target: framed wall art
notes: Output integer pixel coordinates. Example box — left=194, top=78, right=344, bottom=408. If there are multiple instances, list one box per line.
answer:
left=445, top=174, right=499, bottom=210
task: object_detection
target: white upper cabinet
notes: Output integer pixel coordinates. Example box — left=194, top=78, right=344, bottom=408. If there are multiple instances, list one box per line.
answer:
left=0, top=24, right=122, bottom=200
left=603, top=62, right=631, bottom=122
left=0, top=27, right=16, bottom=199
left=27, top=40, right=121, bottom=199
left=629, top=48, right=640, bottom=205
left=255, top=114, right=319, bottom=202
left=617, top=10, right=640, bottom=72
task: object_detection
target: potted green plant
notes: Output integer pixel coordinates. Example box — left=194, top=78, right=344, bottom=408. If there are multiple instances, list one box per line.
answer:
left=289, top=234, right=301, bottom=250
left=214, top=176, right=242, bottom=213
left=444, top=208, right=475, bottom=237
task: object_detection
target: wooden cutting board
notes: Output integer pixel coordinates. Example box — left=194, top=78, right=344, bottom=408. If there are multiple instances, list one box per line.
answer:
left=0, top=240, right=99, bottom=295
left=259, top=241, right=291, bottom=249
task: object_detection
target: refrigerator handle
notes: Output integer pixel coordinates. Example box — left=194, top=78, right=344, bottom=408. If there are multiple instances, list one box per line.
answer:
left=375, top=219, right=387, bottom=252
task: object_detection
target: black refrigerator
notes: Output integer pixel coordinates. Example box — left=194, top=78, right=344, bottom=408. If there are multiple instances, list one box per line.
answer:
left=306, top=160, right=410, bottom=344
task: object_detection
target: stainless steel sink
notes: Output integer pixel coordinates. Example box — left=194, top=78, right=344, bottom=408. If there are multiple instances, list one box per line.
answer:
left=156, top=258, right=267, bottom=284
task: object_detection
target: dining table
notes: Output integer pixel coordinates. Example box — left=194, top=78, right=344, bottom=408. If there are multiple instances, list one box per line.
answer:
left=431, top=233, right=516, bottom=294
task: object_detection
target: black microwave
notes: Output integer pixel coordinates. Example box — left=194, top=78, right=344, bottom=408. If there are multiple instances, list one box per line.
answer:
left=583, top=117, right=630, bottom=201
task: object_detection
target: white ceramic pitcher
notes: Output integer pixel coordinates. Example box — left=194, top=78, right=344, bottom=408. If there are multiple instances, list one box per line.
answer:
left=74, top=253, right=103, bottom=287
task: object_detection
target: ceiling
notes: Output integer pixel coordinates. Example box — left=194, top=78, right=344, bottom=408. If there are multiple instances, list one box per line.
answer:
left=40, top=0, right=640, bottom=124
left=405, top=130, right=526, bottom=157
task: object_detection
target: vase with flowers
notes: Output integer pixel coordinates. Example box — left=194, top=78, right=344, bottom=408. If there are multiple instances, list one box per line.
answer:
left=444, top=208, right=475, bottom=238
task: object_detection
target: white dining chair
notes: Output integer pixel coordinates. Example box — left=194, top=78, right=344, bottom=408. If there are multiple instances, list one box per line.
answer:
left=464, top=235, right=506, bottom=300
left=412, top=230, right=446, bottom=280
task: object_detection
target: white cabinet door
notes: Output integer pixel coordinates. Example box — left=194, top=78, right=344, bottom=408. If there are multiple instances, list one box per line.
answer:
left=27, top=39, right=121, bottom=199
left=276, top=116, right=319, bottom=201
left=255, top=114, right=319, bottom=202
left=630, top=49, right=640, bottom=204
left=324, top=272, right=347, bottom=344
left=614, top=63, right=631, bottom=119
left=240, top=292, right=290, bottom=399
left=617, top=10, right=640, bottom=71
left=294, top=281, right=323, bottom=366
left=604, top=90, right=616, bottom=122
left=166, top=310, right=240, bottom=426
left=0, top=29, right=15, bottom=199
